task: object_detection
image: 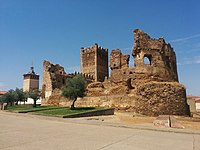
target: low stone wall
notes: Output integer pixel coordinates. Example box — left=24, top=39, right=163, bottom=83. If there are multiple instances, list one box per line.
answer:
left=59, top=95, right=137, bottom=111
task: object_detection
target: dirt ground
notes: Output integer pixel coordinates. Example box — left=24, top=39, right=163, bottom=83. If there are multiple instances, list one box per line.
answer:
left=113, top=112, right=200, bottom=130
left=176, top=114, right=200, bottom=130
left=115, top=112, right=155, bottom=124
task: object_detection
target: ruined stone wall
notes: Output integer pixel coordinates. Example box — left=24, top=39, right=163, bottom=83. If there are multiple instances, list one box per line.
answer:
left=135, top=82, right=190, bottom=116
left=109, top=29, right=179, bottom=88
left=42, top=60, right=67, bottom=102
left=59, top=95, right=137, bottom=111
left=42, top=60, right=94, bottom=105
left=46, top=81, right=189, bottom=116
left=96, top=48, right=109, bottom=82
left=80, top=43, right=108, bottom=82
left=110, top=49, right=130, bottom=70
left=132, top=29, right=178, bottom=82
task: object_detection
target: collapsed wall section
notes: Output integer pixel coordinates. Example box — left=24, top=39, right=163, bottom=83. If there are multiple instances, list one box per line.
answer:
left=42, top=60, right=94, bottom=105
left=132, top=29, right=178, bottom=82
left=42, top=60, right=67, bottom=103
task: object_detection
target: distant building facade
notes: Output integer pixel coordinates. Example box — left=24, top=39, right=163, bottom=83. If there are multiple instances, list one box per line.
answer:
left=187, top=95, right=200, bottom=112
left=23, top=66, right=39, bottom=92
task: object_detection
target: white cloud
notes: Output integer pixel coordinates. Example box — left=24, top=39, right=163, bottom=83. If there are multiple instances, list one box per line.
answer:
left=169, top=34, right=200, bottom=43
left=195, top=59, right=200, bottom=64
left=178, top=56, right=200, bottom=65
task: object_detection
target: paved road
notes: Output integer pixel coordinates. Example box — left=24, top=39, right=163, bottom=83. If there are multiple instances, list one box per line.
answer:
left=0, top=112, right=200, bottom=150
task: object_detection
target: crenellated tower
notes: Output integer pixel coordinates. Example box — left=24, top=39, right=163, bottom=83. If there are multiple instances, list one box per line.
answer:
left=80, top=43, right=108, bottom=82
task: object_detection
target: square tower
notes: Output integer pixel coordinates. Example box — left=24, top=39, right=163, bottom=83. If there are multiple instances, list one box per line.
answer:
left=23, top=67, right=39, bottom=92
left=80, top=43, right=108, bottom=82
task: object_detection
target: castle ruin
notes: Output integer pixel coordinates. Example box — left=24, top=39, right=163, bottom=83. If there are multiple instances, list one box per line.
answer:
left=42, top=29, right=190, bottom=116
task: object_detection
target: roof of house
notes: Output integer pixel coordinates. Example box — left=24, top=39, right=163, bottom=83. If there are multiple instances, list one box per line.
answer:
left=187, top=95, right=200, bottom=99
left=0, top=91, right=7, bottom=95
left=195, top=98, right=200, bottom=103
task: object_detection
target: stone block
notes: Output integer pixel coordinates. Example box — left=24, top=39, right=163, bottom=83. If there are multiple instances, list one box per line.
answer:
left=153, top=115, right=170, bottom=127
left=170, top=116, right=185, bottom=129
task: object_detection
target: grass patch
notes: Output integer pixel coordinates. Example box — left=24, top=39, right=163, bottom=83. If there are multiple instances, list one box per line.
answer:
left=34, top=107, right=107, bottom=117
left=6, top=105, right=113, bottom=118
left=7, top=105, right=61, bottom=113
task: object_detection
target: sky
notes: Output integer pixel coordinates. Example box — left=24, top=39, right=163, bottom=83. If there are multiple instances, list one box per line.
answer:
left=0, top=0, right=200, bottom=96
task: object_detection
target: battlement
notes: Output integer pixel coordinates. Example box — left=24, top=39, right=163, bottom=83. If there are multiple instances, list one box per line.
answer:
left=81, top=43, right=108, bottom=54
left=68, top=72, right=94, bottom=81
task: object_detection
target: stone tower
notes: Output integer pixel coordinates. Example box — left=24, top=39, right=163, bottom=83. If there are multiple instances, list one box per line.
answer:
left=80, top=43, right=108, bottom=82
left=23, top=66, right=39, bottom=92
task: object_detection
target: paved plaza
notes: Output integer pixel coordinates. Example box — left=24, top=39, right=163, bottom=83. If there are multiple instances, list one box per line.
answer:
left=0, top=111, right=200, bottom=150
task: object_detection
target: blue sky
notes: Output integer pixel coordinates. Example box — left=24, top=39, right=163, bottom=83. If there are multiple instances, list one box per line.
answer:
left=0, top=0, right=200, bottom=95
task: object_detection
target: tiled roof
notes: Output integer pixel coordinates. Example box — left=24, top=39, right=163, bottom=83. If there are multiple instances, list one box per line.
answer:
left=195, top=98, right=200, bottom=103
left=0, top=91, right=7, bottom=95
left=187, top=95, right=200, bottom=99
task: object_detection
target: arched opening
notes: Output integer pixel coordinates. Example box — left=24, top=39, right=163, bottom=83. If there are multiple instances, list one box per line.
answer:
left=144, top=55, right=152, bottom=65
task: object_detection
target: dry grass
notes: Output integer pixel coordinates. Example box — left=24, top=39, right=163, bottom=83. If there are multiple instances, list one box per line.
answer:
left=176, top=115, right=200, bottom=130
left=179, top=121, right=200, bottom=130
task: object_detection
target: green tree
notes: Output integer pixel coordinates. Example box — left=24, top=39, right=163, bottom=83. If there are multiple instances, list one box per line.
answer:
left=15, top=88, right=26, bottom=105
left=28, top=90, right=40, bottom=107
left=23, top=91, right=29, bottom=104
left=61, top=75, right=86, bottom=109
left=2, top=89, right=18, bottom=106
left=0, top=95, right=4, bottom=104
